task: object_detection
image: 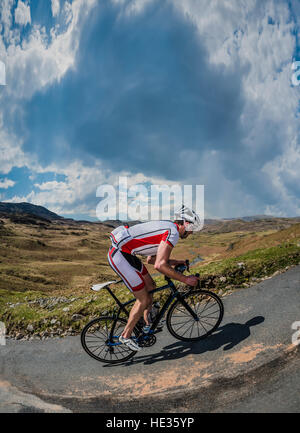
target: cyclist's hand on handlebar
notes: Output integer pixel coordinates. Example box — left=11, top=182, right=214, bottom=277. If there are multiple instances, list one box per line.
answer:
left=184, top=275, right=199, bottom=287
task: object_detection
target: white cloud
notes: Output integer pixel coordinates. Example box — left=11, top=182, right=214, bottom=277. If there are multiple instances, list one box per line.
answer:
left=107, top=0, right=300, bottom=217
left=0, top=177, right=15, bottom=189
left=51, top=0, right=60, bottom=18
left=122, top=0, right=153, bottom=16
left=3, top=0, right=97, bottom=100
left=6, top=161, right=105, bottom=216
left=0, top=60, right=5, bottom=85
left=0, top=0, right=98, bottom=174
left=7, top=158, right=181, bottom=218
left=0, top=111, right=30, bottom=174
left=14, top=0, right=31, bottom=26
left=0, top=0, right=15, bottom=42
left=2, top=0, right=300, bottom=218
left=262, top=137, right=300, bottom=216
left=170, top=0, right=300, bottom=216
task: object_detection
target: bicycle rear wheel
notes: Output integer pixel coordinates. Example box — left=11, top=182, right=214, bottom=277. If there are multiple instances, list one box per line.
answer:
left=167, top=290, right=223, bottom=342
left=81, top=316, right=139, bottom=364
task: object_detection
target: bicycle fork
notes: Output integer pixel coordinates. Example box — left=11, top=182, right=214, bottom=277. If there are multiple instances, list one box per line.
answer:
left=177, top=295, right=200, bottom=321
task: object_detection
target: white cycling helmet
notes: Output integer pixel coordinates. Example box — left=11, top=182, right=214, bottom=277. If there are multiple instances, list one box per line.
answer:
left=174, top=205, right=202, bottom=231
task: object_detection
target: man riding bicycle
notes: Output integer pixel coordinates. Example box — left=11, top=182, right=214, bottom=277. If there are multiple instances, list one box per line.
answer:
left=108, top=205, right=202, bottom=351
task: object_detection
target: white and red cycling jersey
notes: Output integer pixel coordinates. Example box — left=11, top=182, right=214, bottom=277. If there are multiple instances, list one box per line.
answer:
left=110, top=220, right=179, bottom=256
left=108, top=221, right=179, bottom=292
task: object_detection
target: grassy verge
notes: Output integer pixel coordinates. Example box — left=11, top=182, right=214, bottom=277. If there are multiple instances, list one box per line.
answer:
left=1, top=240, right=300, bottom=340
left=192, top=241, right=300, bottom=291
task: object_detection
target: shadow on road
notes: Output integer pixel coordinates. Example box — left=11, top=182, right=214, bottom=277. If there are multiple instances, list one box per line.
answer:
left=104, top=316, right=265, bottom=367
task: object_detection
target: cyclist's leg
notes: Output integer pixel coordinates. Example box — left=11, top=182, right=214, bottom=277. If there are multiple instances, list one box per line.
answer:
left=142, top=271, right=156, bottom=325
left=122, top=287, right=152, bottom=338
left=107, top=247, right=151, bottom=338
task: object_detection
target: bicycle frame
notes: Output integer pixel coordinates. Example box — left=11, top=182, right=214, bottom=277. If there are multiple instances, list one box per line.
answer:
left=82, top=264, right=224, bottom=362
left=103, top=277, right=199, bottom=334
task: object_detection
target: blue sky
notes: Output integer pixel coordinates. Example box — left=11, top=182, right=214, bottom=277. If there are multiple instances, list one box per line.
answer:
left=0, top=0, right=300, bottom=220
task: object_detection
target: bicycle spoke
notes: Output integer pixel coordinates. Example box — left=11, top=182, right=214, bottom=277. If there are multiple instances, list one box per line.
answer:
left=196, top=321, right=201, bottom=338
left=170, top=319, right=191, bottom=326
left=96, top=344, right=107, bottom=358
left=199, top=310, right=219, bottom=319
left=87, top=329, right=107, bottom=339
left=115, top=346, right=132, bottom=356
left=172, top=323, right=192, bottom=334
left=175, top=305, right=195, bottom=318
left=199, top=318, right=217, bottom=327
left=114, top=345, right=129, bottom=355
left=176, top=305, right=197, bottom=318
left=86, top=343, right=103, bottom=350
left=168, top=290, right=223, bottom=341
left=172, top=313, right=192, bottom=318
left=171, top=300, right=212, bottom=339
left=85, top=335, right=102, bottom=343
left=82, top=316, right=138, bottom=363
left=172, top=319, right=194, bottom=333
left=178, top=321, right=195, bottom=338
left=200, top=309, right=220, bottom=318
left=198, top=319, right=208, bottom=333
left=197, top=313, right=219, bottom=324
left=197, top=300, right=217, bottom=315
left=89, top=346, right=99, bottom=353
left=198, top=317, right=218, bottom=324
left=102, top=347, right=110, bottom=360
left=189, top=320, right=196, bottom=339
left=85, top=333, right=104, bottom=340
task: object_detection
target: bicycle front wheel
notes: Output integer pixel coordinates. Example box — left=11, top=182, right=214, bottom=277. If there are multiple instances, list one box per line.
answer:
left=81, top=316, right=139, bottom=364
left=167, top=290, right=224, bottom=342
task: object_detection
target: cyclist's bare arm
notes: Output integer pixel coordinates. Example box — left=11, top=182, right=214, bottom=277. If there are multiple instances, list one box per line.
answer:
left=153, top=242, right=198, bottom=286
left=146, top=255, right=186, bottom=266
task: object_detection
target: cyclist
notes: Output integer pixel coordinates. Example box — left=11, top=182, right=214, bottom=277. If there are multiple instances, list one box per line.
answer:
left=107, top=205, right=202, bottom=351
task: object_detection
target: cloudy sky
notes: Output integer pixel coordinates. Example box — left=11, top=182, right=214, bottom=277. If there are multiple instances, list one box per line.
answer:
left=0, top=0, right=300, bottom=220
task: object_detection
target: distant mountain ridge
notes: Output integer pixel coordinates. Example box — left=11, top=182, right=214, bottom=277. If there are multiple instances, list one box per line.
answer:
left=224, top=215, right=276, bottom=222
left=0, top=202, right=299, bottom=225
left=0, top=202, right=63, bottom=220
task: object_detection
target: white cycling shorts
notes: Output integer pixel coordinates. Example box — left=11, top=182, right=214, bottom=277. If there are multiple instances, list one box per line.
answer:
left=108, top=246, right=148, bottom=292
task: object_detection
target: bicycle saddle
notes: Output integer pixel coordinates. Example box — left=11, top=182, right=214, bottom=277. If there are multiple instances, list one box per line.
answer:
left=91, top=281, right=118, bottom=291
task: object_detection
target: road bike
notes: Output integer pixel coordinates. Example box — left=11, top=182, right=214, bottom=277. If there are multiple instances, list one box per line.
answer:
left=81, top=262, right=224, bottom=364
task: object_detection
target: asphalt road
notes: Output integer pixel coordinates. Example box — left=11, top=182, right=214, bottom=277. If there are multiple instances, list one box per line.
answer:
left=216, top=349, right=300, bottom=413
left=1, top=265, right=300, bottom=412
